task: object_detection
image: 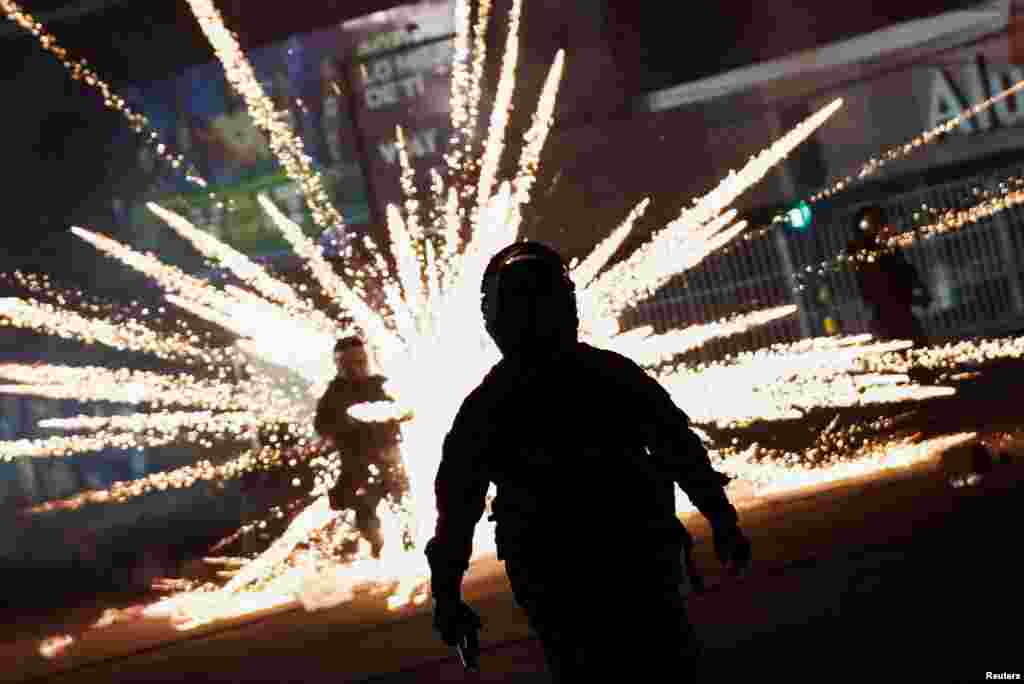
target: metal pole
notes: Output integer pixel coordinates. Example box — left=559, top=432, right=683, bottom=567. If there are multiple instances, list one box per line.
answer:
left=774, top=228, right=813, bottom=339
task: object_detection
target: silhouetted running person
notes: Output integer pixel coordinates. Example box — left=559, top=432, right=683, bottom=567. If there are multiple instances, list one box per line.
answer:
left=425, top=241, right=752, bottom=681
left=847, top=204, right=932, bottom=346
left=314, top=336, right=408, bottom=559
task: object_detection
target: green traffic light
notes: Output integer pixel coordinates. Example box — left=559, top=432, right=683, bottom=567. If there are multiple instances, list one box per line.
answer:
left=787, top=200, right=812, bottom=231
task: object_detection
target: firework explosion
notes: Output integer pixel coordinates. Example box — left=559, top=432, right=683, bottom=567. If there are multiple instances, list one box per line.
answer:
left=2, top=0, right=1023, bottom=646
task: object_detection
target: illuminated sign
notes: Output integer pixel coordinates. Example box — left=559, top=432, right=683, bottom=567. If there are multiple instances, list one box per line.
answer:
left=931, top=55, right=1024, bottom=133
left=339, top=0, right=456, bottom=220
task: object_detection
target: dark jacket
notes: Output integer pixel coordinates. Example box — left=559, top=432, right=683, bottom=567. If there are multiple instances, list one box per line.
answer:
left=313, top=375, right=401, bottom=459
left=848, top=235, right=929, bottom=341
left=426, top=342, right=738, bottom=581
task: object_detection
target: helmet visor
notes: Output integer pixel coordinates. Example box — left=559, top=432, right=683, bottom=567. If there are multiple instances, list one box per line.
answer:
left=491, top=258, right=571, bottom=354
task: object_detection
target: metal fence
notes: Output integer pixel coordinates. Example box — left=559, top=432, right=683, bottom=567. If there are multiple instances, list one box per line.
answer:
left=619, top=228, right=803, bottom=363
left=620, top=161, right=1024, bottom=361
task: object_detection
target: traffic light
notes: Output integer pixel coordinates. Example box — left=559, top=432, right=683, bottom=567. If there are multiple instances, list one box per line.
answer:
left=786, top=200, right=813, bottom=232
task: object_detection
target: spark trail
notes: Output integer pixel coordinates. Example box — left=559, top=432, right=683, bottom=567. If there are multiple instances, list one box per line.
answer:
left=809, top=75, right=1024, bottom=203
left=790, top=173, right=1024, bottom=290
left=583, top=99, right=844, bottom=330
left=0, top=0, right=205, bottom=186
left=184, top=0, right=393, bottom=295
left=0, top=297, right=213, bottom=364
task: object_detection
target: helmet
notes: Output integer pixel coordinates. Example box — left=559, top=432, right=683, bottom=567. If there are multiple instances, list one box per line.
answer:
left=481, top=241, right=578, bottom=356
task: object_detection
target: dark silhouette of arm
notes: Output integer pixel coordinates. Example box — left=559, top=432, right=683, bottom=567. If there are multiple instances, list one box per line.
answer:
left=313, top=379, right=342, bottom=440
left=425, top=398, right=490, bottom=598
left=618, top=355, right=739, bottom=530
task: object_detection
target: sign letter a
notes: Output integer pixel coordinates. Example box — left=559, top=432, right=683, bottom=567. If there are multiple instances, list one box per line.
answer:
left=930, top=69, right=975, bottom=133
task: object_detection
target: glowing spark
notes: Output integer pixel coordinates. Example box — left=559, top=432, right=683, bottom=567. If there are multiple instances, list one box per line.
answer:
left=653, top=333, right=1024, bottom=428
left=582, top=209, right=747, bottom=327
left=24, top=443, right=312, bottom=513
left=586, top=99, right=843, bottom=322
left=385, top=203, right=428, bottom=340
left=0, top=363, right=266, bottom=411
left=723, top=432, right=977, bottom=497
left=0, top=0, right=205, bottom=186
left=394, top=126, right=424, bottom=243
left=38, top=410, right=254, bottom=437
left=461, top=0, right=493, bottom=190
left=510, top=48, right=565, bottom=227
left=474, top=0, right=522, bottom=217
left=571, top=197, right=650, bottom=291
left=423, top=238, right=443, bottom=336
left=0, top=297, right=211, bottom=364
left=439, top=186, right=463, bottom=294
left=0, top=431, right=177, bottom=462
left=792, top=175, right=1024, bottom=289
left=184, top=0, right=386, bottom=284
left=862, top=335, right=1024, bottom=375
left=604, top=304, right=798, bottom=368
left=442, top=0, right=473, bottom=192
left=219, top=496, right=340, bottom=595
left=208, top=497, right=311, bottom=554
left=70, top=227, right=244, bottom=327
left=890, top=178, right=1024, bottom=247
left=146, top=203, right=336, bottom=334
left=256, top=195, right=399, bottom=359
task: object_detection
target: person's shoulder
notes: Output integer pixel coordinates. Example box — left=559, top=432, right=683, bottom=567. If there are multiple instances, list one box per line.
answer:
left=576, top=342, right=666, bottom=400
left=576, top=342, right=644, bottom=375
left=467, top=356, right=518, bottom=403
left=465, top=361, right=505, bottom=402
left=320, top=376, right=347, bottom=397
left=449, top=362, right=505, bottom=430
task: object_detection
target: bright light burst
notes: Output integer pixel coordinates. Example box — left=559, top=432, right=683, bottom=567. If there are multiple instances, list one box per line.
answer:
left=582, top=98, right=844, bottom=332
left=25, top=443, right=312, bottom=513
left=605, top=304, right=797, bottom=368
left=144, top=202, right=338, bottom=335
left=473, top=0, right=522, bottom=220
left=889, top=175, right=1024, bottom=247
left=654, top=335, right=949, bottom=426
left=6, top=0, right=1024, bottom=642
left=0, top=297, right=214, bottom=364
left=0, top=363, right=278, bottom=412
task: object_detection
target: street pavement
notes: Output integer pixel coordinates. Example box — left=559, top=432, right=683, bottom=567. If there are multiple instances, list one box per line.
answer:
left=5, top=450, right=1020, bottom=684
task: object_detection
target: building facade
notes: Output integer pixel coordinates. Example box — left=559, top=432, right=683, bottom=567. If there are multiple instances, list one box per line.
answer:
left=525, top=1, right=1024, bottom=354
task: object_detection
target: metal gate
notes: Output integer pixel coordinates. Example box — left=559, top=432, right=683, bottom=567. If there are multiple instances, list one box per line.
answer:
left=619, top=162, right=1024, bottom=360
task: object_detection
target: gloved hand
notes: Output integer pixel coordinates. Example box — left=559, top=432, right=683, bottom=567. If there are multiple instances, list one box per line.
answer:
left=432, top=597, right=482, bottom=647
left=713, top=524, right=752, bottom=577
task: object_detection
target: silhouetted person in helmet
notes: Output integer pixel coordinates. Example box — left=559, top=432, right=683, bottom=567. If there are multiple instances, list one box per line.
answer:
left=425, top=241, right=751, bottom=681
left=847, top=205, right=932, bottom=346
left=314, top=336, right=408, bottom=559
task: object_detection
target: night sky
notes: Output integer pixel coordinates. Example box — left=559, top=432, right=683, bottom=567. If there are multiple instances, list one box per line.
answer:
left=0, top=0, right=980, bottom=279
